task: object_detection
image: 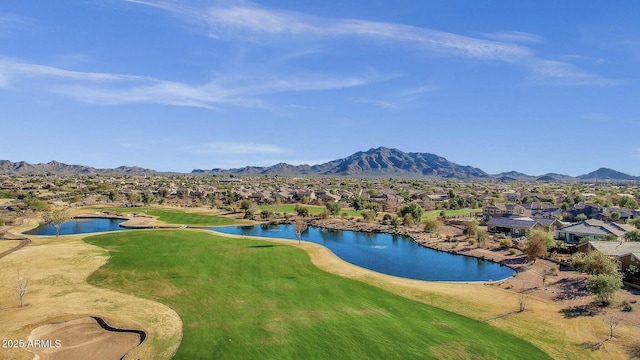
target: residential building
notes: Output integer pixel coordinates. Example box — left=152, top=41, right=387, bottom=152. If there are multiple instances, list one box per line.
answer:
left=482, top=203, right=526, bottom=222
left=556, top=219, right=635, bottom=244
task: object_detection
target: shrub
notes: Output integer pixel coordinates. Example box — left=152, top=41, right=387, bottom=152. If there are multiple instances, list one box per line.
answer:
left=585, top=273, right=622, bottom=306
left=571, top=251, right=618, bottom=276
left=499, top=238, right=513, bottom=249
left=361, top=209, right=376, bottom=222
left=468, top=238, right=477, bottom=246
left=423, top=218, right=441, bottom=233
left=508, top=248, right=518, bottom=255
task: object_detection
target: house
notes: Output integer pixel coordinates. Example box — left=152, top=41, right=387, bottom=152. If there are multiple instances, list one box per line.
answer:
left=602, top=206, right=639, bottom=221
left=486, top=216, right=564, bottom=236
left=486, top=216, right=539, bottom=236
left=1, top=182, right=20, bottom=190
left=522, top=202, right=560, bottom=218
left=577, top=241, right=640, bottom=275
left=556, top=219, right=635, bottom=244
left=564, top=203, right=604, bottom=221
left=482, top=203, right=526, bottom=222
left=502, top=190, right=521, bottom=202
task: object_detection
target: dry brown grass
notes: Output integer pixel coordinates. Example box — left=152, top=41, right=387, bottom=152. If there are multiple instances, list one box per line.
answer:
left=0, top=233, right=181, bottom=360
left=0, top=240, right=21, bottom=253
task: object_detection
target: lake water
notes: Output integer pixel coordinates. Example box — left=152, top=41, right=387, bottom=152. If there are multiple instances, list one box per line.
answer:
left=214, top=224, right=515, bottom=282
left=24, top=218, right=127, bottom=236
left=23, top=218, right=515, bottom=282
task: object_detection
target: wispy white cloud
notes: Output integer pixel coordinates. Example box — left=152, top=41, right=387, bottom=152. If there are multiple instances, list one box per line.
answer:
left=561, top=54, right=606, bottom=65
left=480, top=31, right=543, bottom=44
left=350, top=97, right=396, bottom=109
left=528, top=60, right=621, bottom=86
left=0, top=58, right=387, bottom=108
left=181, top=141, right=287, bottom=155
left=582, top=112, right=611, bottom=122
left=125, top=0, right=618, bottom=87
left=399, top=84, right=438, bottom=97
left=0, top=12, right=32, bottom=36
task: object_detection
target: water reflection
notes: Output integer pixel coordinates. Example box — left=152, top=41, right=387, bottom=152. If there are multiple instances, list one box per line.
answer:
left=24, top=218, right=127, bottom=236
left=214, top=224, right=514, bottom=282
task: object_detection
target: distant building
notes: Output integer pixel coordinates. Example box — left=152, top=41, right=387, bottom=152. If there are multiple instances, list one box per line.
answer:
left=482, top=203, right=526, bottom=222
left=556, top=219, right=635, bottom=244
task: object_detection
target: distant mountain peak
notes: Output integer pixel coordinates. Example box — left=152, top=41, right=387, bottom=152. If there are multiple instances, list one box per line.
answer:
left=192, top=147, right=488, bottom=178
left=0, top=160, right=157, bottom=175
left=577, top=168, right=639, bottom=181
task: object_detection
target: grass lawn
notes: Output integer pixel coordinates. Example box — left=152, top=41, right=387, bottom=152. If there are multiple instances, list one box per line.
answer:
left=422, top=209, right=482, bottom=219
left=258, top=204, right=364, bottom=218
left=258, top=204, right=326, bottom=215
left=99, top=207, right=237, bottom=226
left=86, top=230, right=550, bottom=360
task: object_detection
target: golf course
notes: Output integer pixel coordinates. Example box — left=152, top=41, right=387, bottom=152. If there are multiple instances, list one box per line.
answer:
left=85, top=229, right=550, bottom=359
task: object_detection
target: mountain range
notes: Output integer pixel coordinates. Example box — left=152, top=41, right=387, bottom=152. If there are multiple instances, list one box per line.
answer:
left=1, top=147, right=638, bottom=181
left=0, top=160, right=156, bottom=176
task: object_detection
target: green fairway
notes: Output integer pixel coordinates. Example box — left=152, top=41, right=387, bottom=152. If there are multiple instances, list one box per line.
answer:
left=258, top=204, right=326, bottom=215
left=422, top=209, right=482, bottom=219
left=101, top=207, right=237, bottom=226
left=258, top=204, right=366, bottom=218
left=86, top=230, right=550, bottom=360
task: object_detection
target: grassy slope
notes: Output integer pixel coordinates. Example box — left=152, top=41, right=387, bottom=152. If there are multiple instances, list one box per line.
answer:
left=101, top=207, right=237, bottom=226
left=86, top=230, right=550, bottom=360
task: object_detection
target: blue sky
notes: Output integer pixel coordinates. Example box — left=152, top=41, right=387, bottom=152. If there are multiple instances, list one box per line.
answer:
left=1, top=1, right=639, bottom=176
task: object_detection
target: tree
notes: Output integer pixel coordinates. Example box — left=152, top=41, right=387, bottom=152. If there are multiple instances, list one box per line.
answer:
left=423, top=218, right=441, bottom=233
left=240, top=199, right=253, bottom=211
left=260, top=209, right=274, bottom=220
left=523, top=230, right=551, bottom=263
left=610, top=212, right=620, bottom=222
left=142, top=191, right=156, bottom=205
left=23, top=197, right=47, bottom=212
left=350, top=196, right=365, bottom=211
left=43, top=208, right=69, bottom=237
left=571, top=251, right=619, bottom=276
left=294, top=218, right=308, bottom=245
left=518, top=293, right=527, bottom=312
left=602, top=315, right=620, bottom=339
left=127, top=192, right=142, bottom=203
left=575, top=213, right=588, bottom=221
left=295, top=205, right=309, bottom=217
left=399, top=202, right=423, bottom=224
left=17, top=275, right=28, bottom=308
left=402, top=213, right=415, bottom=227
left=325, top=202, right=342, bottom=217
left=462, top=220, right=480, bottom=239
left=360, top=209, right=376, bottom=222
left=625, top=230, right=640, bottom=242
left=390, top=215, right=401, bottom=228
left=585, top=273, right=622, bottom=306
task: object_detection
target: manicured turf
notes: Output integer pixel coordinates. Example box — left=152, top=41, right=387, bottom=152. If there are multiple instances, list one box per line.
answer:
left=422, top=209, right=482, bottom=219
left=86, top=230, right=550, bottom=360
left=258, top=204, right=326, bottom=215
left=258, top=205, right=368, bottom=218
left=101, top=207, right=237, bottom=226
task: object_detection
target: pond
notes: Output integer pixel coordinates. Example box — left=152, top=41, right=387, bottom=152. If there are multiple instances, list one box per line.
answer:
left=24, top=218, right=127, bottom=236
left=214, top=224, right=515, bottom=282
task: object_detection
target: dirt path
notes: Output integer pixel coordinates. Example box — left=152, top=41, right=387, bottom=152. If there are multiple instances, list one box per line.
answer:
left=0, top=238, right=31, bottom=260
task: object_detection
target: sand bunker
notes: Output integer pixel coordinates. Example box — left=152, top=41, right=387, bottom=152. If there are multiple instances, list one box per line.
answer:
left=26, top=317, right=145, bottom=360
